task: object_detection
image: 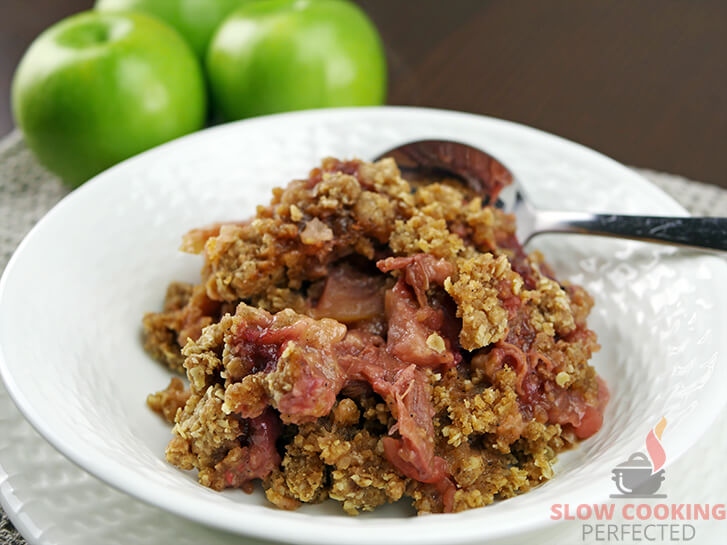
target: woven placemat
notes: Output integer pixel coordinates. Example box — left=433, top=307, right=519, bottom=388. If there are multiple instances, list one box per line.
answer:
left=1, top=130, right=726, bottom=545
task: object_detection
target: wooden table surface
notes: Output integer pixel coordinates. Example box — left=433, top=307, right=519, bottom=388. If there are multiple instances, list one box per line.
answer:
left=2, top=0, right=725, bottom=187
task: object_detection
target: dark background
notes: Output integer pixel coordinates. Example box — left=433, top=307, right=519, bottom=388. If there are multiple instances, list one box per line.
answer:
left=2, top=0, right=725, bottom=186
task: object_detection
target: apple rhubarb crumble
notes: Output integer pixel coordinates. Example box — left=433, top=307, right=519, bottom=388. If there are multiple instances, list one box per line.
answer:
left=143, top=157, right=608, bottom=515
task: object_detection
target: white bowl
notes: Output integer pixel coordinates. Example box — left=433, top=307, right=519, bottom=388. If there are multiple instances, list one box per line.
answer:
left=1, top=107, right=725, bottom=545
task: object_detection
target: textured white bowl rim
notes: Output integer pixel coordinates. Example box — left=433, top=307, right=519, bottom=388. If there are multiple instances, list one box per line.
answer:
left=1, top=106, right=725, bottom=545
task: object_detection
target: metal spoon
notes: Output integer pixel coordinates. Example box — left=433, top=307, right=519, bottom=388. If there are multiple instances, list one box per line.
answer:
left=376, top=140, right=727, bottom=251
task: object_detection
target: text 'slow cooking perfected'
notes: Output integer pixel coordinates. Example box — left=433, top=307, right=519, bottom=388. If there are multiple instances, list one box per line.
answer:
left=142, top=157, right=609, bottom=515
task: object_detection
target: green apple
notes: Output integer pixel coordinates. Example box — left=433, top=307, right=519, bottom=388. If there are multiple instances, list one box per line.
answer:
left=207, top=0, right=387, bottom=121
left=95, top=0, right=252, bottom=59
left=12, top=11, right=206, bottom=187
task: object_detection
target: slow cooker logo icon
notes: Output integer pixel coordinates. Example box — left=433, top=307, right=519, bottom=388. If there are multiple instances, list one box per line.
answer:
left=610, top=417, right=667, bottom=499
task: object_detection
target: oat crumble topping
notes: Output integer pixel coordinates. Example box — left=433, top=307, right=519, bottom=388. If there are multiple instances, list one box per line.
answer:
left=142, top=157, right=608, bottom=515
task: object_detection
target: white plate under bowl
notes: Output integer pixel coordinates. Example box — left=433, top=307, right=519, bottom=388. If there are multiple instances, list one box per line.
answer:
left=1, top=107, right=725, bottom=545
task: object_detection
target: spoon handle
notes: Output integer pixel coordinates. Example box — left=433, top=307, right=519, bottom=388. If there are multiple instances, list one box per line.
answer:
left=530, top=211, right=727, bottom=251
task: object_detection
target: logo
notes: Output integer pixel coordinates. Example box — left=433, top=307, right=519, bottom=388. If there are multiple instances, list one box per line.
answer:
left=610, top=417, right=667, bottom=499
left=551, top=417, right=725, bottom=542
